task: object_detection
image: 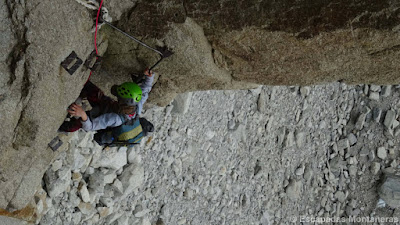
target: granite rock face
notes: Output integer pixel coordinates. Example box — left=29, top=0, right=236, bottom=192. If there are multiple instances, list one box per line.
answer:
left=0, top=0, right=96, bottom=211
left=100, top=0, right=400, bottom=105
left=1, top=0, right=400, bottom=216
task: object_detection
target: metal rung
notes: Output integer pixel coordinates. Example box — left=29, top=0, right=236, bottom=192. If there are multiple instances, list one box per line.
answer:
left=84, top=50, right=102, bottom=71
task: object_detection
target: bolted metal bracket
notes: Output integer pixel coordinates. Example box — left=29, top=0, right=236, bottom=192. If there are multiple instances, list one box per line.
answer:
left=61, top=51, right=83, bottom=75
left=48, top=136, right=63, bottom=152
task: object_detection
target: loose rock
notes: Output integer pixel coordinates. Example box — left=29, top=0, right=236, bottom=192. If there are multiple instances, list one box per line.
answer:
left=377, top=147, right=387, bottom=160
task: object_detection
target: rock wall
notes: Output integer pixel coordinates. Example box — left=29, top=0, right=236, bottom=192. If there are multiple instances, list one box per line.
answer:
left=1, top=0, right=400, bottom=219
left=101, top=0, right=400, bottom=105
left=0, top=0, right=97, bottom=211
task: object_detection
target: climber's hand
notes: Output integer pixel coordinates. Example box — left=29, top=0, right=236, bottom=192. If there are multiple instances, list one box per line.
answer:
left=67, top=103, right=88, bottom=121
left=144, top=68, right=153, bottom=77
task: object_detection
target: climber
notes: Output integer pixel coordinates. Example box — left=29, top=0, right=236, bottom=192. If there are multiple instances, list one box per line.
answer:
left=59, top=68, right=155, bottom=146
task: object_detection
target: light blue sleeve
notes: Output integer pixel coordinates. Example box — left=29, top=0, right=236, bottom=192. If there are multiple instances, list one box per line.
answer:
left=136, top=74, right=155, bottom=115
left=81, top=113, right=124, bottom=131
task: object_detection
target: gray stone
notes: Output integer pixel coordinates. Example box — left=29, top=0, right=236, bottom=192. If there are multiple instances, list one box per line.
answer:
left=89, top=171, right=107, bottom=194
left=112, top=179, right=124, bottom=194
left=100, top=196, right=115, bottom=208
left=142, top=217, right=152, bottom=225
left=347, top=133, right=357, bottom=146
left=127, top=148, right=138, bottom=164
left=389, top=148, right=396, bottom=156
left=384, top=110, right=396, bottom=129
left=86, top=167, right=95, bottom=175
left=97, top=206, right=113, bottom=218
left=227, top=120, right=238, bottom=131
left=257, top=89, right=268, bottom=112
left=369, top=150, right=376, bottom=161
left=103, top=170, right=117, bottom=184
left=359, top=148, right=369, bottom=157
left=370, top=85, right=381, bottom=92
left=51, top=160, right=63, bottom=172
left=71, top=150, right=87, bottom=171
left=329, top=157, right=347, bottom=176
left=277, top=127, right=286, bottom=147
left=171, top=92, right=193, bottom=115
left=382, top=85, right=392, bottom=97
left=361, top=106, right=371, bottom=114
left=91, top=147, right=127, bottom=170
left=285, top=179, right=302, bottom=200
left=377, top=199, right=386, bottom=208
left=57, top=166, right=71, bottom=180
left=337, top=138, right=350, bottom=151
left=78, top=201, right=95, bottom=215
left=303, top=166, right=313, bottom=183
left=372, top=108, right=382, bottom=122
left=321, top=197, right=328, bottom=207
left=135, top=208, right=151, bottom=218
left=295, top=131, right=306, bottom=148
left=377, top=147, right=387, bottom=160
left=355, top=113, right=366, bottom=130
left=369, top=92, right=379, bottom=101
left=106, top=212, right=124, bottom=224
left=72, top=172, right=82, bottom=183
left=363, top=85, right=369, bottom=95
left=300, top=86, right=311, bottom=97
left=378, top=174, right=400, bottom=208
left=391, top=160, right=398, bottom=168
left=36, top=199, right=44, bottom=214
left=335, top=191, right=346, bottom=203
left=79, top=182, right=91, bottom=203
left=395, top=128, right=400, bottom=136
left=283, top=180, right=289, bottom=187
left=0, top=216, right=30, bottom=225
left=371, top=162, right=381, bottom=175
left=393, top=120, right=400, bottom=129
left=72, top=212, right=82, bottom=225
left=295, top=166, right=305, bottom=176
left=69, top=190, right=81, bottom=208
left=284, top=131, right=295, bottom=147
left=349, top=165, right=357, bottom=177
left=46, top=169, right=71, bottom=198
left=118, top=163, right=145, bottom=199
left=117, top=213, right=130, bottom=225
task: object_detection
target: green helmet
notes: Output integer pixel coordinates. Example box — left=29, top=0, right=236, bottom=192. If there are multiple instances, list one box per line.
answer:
left=116, top=82, right=142, bottom=105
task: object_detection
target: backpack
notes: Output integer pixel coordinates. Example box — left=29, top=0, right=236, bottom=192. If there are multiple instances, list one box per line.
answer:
left=94, top=117, right=154, bottom=147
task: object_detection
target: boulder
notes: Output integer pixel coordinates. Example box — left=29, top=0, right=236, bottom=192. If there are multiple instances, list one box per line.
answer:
left=171, top=92, right=193, bottom=115
left=285, top=179, right=302, bottom=200
left=118, top=163, right=145, bottom=199
left=45, top=167, right=71, bottom=198
left=378, top=174, right=400, bottom=208
left=90, top=147, right=127, bottom=170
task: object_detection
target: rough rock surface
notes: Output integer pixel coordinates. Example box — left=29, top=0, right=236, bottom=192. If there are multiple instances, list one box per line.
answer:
left=379, top=174, right=400, bottom=208
left=0, top=0, right=99, bottom=210
left=1, top=0, right=400, bottom=219
left=104, top=0, right=400, bottom=105
left=31, top=83, right=400, bottom=224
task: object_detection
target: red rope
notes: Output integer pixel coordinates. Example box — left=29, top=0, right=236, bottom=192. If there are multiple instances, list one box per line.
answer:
left=94, top=0, right=103, bottom=55
left=86, top=0, right=104, bottom=83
